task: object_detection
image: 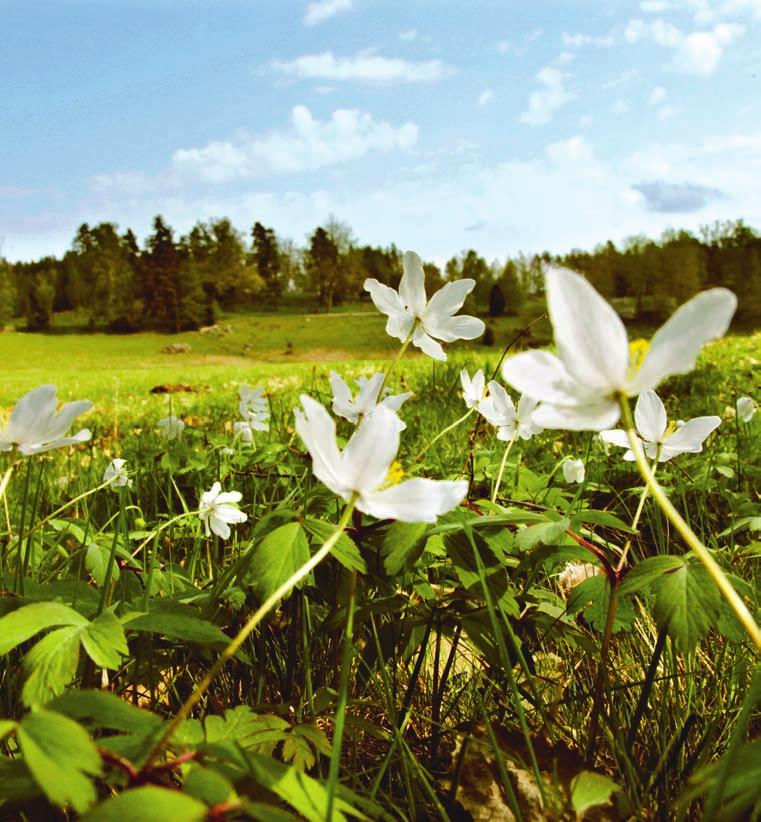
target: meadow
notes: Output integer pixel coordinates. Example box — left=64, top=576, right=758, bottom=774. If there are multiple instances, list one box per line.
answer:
left=0, top=278, right=759, bottom=821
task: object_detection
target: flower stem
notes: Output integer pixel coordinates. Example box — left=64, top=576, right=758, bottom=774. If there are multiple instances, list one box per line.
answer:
left=491, top=433, right=517, bottom=504
left=141, top=496, right=358, bottom=769
left=617, top=394, right=761, bottom=651
left=380, top=326, right=416, bottom=396
left=412, top=407, right=474, bottom=465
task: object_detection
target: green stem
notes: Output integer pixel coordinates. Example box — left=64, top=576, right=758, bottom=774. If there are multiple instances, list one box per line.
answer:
left=326, top=569, right=358, bottom=821
left=412, top=407, right=475, bottom=465
left=380, top=325, right=416, bottom=396
left=97, top=487, right=127, bottom=615
left=141, top=496, right=358, bottom=769
left=618, top=394, right=761, bottom=651
left=491, top=433, right=517, bottom=504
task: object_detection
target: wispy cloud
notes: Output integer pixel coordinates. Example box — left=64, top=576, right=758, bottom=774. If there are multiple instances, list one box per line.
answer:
left=562, top=30, right=616, bottom=47
left=478, top=89, right=496, bottom=106
left=399, top=28, right=418, bottom=41
left=520, top=65, right=576, bottom=126
left=632, top=180, right=725, bottom=212
left=303, top=0, right=352, bottom=27
left=271, top=50, right=453, bottom=84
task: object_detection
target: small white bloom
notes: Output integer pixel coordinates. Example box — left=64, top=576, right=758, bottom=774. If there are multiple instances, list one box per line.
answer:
left=562, top=458, right=585, bottom=484
left=364, top=251, right=486, bottom=361
left=479, top=381, right=544, bottom=441
left=103, top=458, right=131, bottom=489
left=157, top=415, right=185, bottom=440
left=558, top=561, right=601, bottom=595
left=239, top=384, right=269, bottom=421
left=600, top=390, right=721, bottom=462
left=737, top=396, right=756, bottom=423
left=0, top=385, right=92, bottom=455
left=294, top=395, right=468, bottom=523
left=199, top=482, right=247, bottom=540
left=234, top=421, right=254, bottom=444
left=330, top=371, right=410, bottom=428
left=461, top=369, right=486, bottom=410
left=501, top=266, right=737, bottom=431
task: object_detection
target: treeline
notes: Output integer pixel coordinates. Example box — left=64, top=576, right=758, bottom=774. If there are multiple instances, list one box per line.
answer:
left=0, top=216, right=759, bottom=332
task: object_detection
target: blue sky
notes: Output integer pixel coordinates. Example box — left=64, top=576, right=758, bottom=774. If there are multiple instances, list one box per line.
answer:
left=2, top=0, right=761, bottom=264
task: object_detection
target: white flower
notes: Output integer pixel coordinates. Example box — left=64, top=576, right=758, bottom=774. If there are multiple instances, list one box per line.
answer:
left=0, top=385, right=92, bottom=455
left=461, top=369, right=486, bottom=410
left=479, top=381, right=544, bottom=441
left=600, top=389, right=721, bottom=462
left=364, top=251, right=485, bottom=361
left=558, top=561, right=601, bottom=595
left=330, top=371, right=411, bottom=427
left=103, top=458, right=131, bottom=489
left=562, top=458, right=585, bottom=484
left=199, top=482, right=247, bottom=540
left=737, top=396, right=756, bottom=423
left=501, top=266, right=737, bottom=431
left=239, top=384, right=268, bottom=419
left=157, top=415, right=185, bottom=440
left=294, top=395, right=468, bottom=523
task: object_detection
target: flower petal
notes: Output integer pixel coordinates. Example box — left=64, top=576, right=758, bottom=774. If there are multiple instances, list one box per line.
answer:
left=6, top=385, right=59, bottom=444
left=659, top=415, right=721, bottom=460
left=412, top=327, right=447, bottom=361
left=364, top=278, right=413, bottom=342
left=354, top=373, right=384, bottom=415
left=341, top=406, right=400, bottom=495
left=634, top=390, right=667, bottom=444
left=628, top=288, right=737, bottom=395
left=381, top=392, right=411, bottom=413
left=599, top=429, right=631, bottom=449
left=360, top=478, right=468, bottom=523
left=501, top=350, right=587, bottom=406
left=399, top=251, right=427, bottom=315
left=424, top=313, right=485, bottom=342
left=533, top=400, right=621, bottom=431
left=294, top=395, right=347, bottom=496
left=545, top=266, right=629, bottom=393
left=423, top=278, right=475, bottom=324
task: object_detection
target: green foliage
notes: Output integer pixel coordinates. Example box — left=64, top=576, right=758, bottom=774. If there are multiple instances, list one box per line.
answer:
left=83, top=786, right=207, bottom=821
left=244, top=522, right=311, bottom=601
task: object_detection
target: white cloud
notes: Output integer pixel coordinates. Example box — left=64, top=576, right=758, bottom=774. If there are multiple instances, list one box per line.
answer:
left=657, top=104, right=676, bottom=119
left=496, top=39, right=511, bottom=54
left=399, top=28, right=418, bottom=41
left=612, top=99, right=630, bottom=114
left=640, top=0, right=674, bottom=11
left=478, top=89, right=496, bottom=106
left=649, top=85, right=668, bottom=105
left=303, top=0, right=352, bottom=26
left=624, top=18, right=745, bottom=74
left=271, top=50, right=452, bottom=83
left=562, top=31, right=615, bottom=47
left=520, top=65, right=576, bottom=126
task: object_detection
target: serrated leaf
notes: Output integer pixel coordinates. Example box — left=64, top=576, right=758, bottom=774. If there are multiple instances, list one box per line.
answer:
left=381, top=521, right=428, bottom=575
left=47, top=690, right=163, bottom=735
left=22, top=626, right=81, bottom=706
left=283, top=731, right=316, bottom=771
left=124, top=603, right=234, bottom=650
left=81, top=608, right=128, bottom=669
left=515, top=517, right=571, bottom=551
left=0, top=601, right=87, bottom=655
left=82, top=786, right=207, bottom=821
left=204, top=705, right=290, bottom=750
left=566, top=575, right=635, bottom=634
left=618, top=556, right=685, bottom=597
left=303, top=517, right=367, bottom=574
left=85, top=542, right=119, bottom=587
left=652, top=563, right=723, bottom=653
left=18, top=708, right=102, bottom=814
left=244, top=522, right=310, bottom=602
left=571, top=770, right=617, bottom=816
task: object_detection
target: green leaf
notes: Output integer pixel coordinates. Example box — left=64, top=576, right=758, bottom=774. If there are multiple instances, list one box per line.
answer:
left=618, top=555, right=685, bottom=597
left=85, top=542, right=119, bottom=587
left=0, top=719, right=16, bottom=740
left=381, top=521, right=428, bottom=576
left=282, top=724, right=331, bottom=771
left=18, top=708, right=102, bottom=814
left=571, top=770, right=617, bottom=816
left=303, top=517, right=367, bottom=573
left=515, top=517, right=571, bottom=551
left=201, top=705, right=289, bottom=753
left=0, top=601, right=87, bottom=655
left=573, top=509, right=635, bottom=533
left=566, top=575, right=635, bottom=634
left=22, top=626, right=81, bottom=707
left=81, top=608, right=129, bottom=669
left=652, top=562, right=723, bottom=653
left=183, top=763, right=236, bottom=806
left=83, top=786, right=207, bottom=822
left=47, top=690, right=163, bottom=735
left=244, top=522, right=310, bottom=602
left=124, top=603, right=234, bottom=651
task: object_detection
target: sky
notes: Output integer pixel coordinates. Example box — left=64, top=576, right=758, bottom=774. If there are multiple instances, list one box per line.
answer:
left=2, top=0, right=761, bottom=265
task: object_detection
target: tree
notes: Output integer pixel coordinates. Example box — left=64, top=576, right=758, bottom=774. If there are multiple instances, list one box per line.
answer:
left=0, top=259, right=17, bottom=326
left=488, top=283, right=506, bottom=317
left=499, top=259, right=525, bottom=316
left=251, top=222, right=281, bottom=302
left=306, top=227, right=339, bottom=309
left=144, top=216, right=184, bottom=332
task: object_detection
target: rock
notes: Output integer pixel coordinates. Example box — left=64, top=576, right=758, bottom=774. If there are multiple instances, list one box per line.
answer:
left=150, top=384, right=204, bottom=394
left=161, top=343, right=191, bottom=354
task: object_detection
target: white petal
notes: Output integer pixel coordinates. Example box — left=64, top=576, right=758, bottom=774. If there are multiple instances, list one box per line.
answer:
left=546, top=266, right=629, bottom=393
left=660, top=415, right=721, bottom=459
left=634, top=390, right=667, bottom=444
left=412, top=327, right=447, bottom=361
left=330, top=371, right=355, bottom=418
left=628, top=288, right=737, bottom=395
left=562, top=459, right=585, bottom=484
left=364, top=278, right=413, bottom=342
left=380, top=392, right=411, bottom=413
left=215, top=490, right=243, bottom=505
left=354, top=373, right=384, bottom=414
left=424, top=313, right=485, bottom=343
left=210, top=515, right=231, bottom=541
left=360, top=478, right=468, bottom=523
left=294, top=395, right=348, bottom=496
left=737, top=396, right=755, bottom=422
left=533, top=400, right=621, bottom=432
left=6, top=385, right=59, bottom=444
left=497, top=423, right=517, bottom=441
left=42, top=400, right=93, bottom=442
left=599, top=429, right=631, bottom=449
left=19, top=429, right=92, bottom=455
left=501, top=351, right=588, bottom=406
left=399, top=251, right=427, bottom=315
left=483, top=381, right=516, bottom=428
left=341, top=406, right=400, bottom=495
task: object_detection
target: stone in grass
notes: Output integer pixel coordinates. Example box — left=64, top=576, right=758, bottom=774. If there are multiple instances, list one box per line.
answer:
left=150, top=384, right=206, bottom=394
left=161, top=343, right=191, bottom=354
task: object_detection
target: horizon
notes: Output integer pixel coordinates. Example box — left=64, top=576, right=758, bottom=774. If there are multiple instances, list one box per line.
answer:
left=3, top=0, right=761, bottom=264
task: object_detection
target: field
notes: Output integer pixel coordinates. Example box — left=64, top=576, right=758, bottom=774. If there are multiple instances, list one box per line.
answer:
left=0, top=298, right=759, bottom=821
